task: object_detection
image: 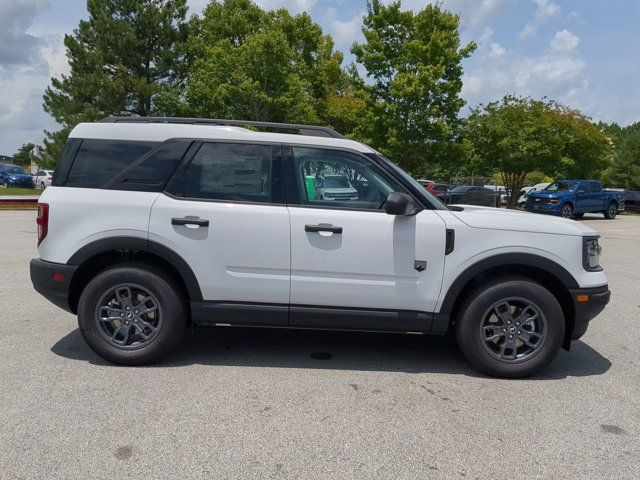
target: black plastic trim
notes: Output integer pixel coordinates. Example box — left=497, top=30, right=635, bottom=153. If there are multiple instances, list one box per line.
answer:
left=569, top=284, right=610, bottom=340
left=100, top=116, right=345, bottom=139
left=30, top=258, right=77, bottom=312
left=67, top=236, right=203, bottom=302
left=438, top=253, right=580, bottom=317
left=445, top=229, right=455, bottom=255
left=191, top=302, right=289, bottom=326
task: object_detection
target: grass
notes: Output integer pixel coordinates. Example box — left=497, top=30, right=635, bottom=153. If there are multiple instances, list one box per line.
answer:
left=0, top=187, right=40, bottom=196
left=0, top=205, right=38, bottom=210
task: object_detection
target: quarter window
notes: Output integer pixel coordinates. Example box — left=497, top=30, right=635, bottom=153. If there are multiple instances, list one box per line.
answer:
left=182, top=143, right=274, bottom=203
left=292, top=147, right=402, bottom=210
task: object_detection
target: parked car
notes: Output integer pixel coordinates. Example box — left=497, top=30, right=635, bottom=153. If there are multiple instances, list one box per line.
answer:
left=624, top=190, right=640, bottom=212
left=416, top=179, right=435, bottom=188
left=0, top=164, right=35, bottom=188
left=517, top=182, right=551, bottom=207
left=525, top=180, right=625, bottom=219
left=317, top=174, right=360, bottom=201
left=33, top=169, right=55, bottom=190
left=484, top=185, right=507, bottom=204
left=425, top=182, right=450, bottom=195
left=447, top=186, right=499, bottom=207
left=31, top=117, right=610, bottom=378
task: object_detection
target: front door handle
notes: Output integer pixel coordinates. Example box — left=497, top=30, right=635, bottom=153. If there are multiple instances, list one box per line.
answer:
left=171, top=217, right=209, bottom=228
left=305, top=224, right=343, bottom=234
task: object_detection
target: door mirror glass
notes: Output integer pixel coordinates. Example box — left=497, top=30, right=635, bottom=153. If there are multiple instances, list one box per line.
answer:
left=385, top=192, right=417, bottom=215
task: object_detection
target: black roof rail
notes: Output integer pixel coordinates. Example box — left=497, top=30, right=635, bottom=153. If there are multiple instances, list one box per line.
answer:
left=99, top=116, right=345, bottom=139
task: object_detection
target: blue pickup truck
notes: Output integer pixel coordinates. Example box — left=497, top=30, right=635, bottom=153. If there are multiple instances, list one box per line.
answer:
left=525, top=179, right=625, bottom=219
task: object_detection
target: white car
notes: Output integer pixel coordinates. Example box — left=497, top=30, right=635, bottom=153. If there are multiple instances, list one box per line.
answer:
left=30, top=118, right=610, bottom=378
left=518, top=182, right=551, bottom=207
left=317, top=174, right=359, bottom=201
left=33, top=169, right=55, bottom=190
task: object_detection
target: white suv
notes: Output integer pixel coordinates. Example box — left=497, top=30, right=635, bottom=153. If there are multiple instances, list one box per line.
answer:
left=30, top=117, right=610, bottom=377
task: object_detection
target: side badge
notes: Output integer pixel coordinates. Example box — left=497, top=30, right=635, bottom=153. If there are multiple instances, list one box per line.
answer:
left=414, top=260, right=427, bottom=272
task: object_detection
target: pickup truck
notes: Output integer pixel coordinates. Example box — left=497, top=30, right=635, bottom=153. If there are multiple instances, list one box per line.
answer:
left=525, top=180, right=625, bottom=219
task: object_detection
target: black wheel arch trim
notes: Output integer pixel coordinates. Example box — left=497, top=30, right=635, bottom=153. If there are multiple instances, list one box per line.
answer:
left=438, top=253, right=579, bottom=318
left=67, top=236, right=203, bottom=302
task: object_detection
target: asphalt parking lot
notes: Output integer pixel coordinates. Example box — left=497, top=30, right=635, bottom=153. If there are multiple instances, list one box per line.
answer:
left=0, top=210, right=638, bottom=479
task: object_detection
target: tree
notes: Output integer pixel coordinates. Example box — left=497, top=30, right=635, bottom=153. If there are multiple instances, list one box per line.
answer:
left=350, top=0, right=475, bottom=173
left=12, top=143, right=36, bottom=167
left=156, top=0, right=348, bottom=128
left=602, top=123, right=640, bottom=189
left=43, top=0, right=188, bottom=162
left=464, top=95, right=610, bottom=208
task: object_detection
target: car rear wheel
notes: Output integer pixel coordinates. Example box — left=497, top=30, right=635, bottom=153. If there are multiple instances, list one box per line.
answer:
left=604, top=202, right=617, bottom=219
left=561, top=203, right=573, bottom=219
left=77, top=263, right=186, bottom=365
left=455, top=277, right=565, bottom=378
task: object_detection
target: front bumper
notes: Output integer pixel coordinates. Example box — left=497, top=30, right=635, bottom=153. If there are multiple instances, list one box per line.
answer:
left=568, top=284, right=610, bottom=340
left=30, top=258, right=77, bottom=313
left=525, top=202, right=562, bottom=215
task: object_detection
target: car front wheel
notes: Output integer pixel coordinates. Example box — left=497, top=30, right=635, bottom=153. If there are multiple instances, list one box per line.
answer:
left=77, top=263, right=186, bottom=365
left=561, top=203, right=573, bottom=219
left=604, top=202, right=617, bottom=219
left=455, top=277, right=565, bottom=378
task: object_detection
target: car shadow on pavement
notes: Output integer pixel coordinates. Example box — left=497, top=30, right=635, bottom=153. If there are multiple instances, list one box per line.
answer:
left=51, top=326, right=611, bottom=379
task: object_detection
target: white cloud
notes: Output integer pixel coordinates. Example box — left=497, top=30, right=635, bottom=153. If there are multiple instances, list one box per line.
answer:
left=549, top=29, right=580, bottom=54
left=518, top=0, right=560, bottom=39
left=253, top=0, right=317, bottom=14
left=462, top=27, right=587, bottom=113
left=325, top=8, right=363, bottom=50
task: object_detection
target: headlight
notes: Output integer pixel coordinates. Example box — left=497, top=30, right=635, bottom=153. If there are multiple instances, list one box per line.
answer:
left=583, top=236, right=602, bottom=271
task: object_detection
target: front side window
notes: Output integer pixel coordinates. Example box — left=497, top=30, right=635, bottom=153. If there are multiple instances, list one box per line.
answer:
left=545, top=181, right=578, bottom=192
left=292, top=147, right=402, bottom=210
left=182, top=142, right=274, bottom=203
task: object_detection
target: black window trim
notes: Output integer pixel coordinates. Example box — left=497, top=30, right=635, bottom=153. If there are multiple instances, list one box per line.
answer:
left=164, top=138, right=286, bottom=206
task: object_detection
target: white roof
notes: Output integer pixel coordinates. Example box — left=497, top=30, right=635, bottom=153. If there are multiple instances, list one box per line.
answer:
left=69, top=122, right=375, bottom=153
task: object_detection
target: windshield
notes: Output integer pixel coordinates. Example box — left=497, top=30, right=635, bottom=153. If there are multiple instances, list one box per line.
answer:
left=451, top=186, right=471, bottom=193
left=5, top=166, right=28, bottom=175
left=324, top=177, right=350, bottom=188
left=545, top=181, right=578, bottom=192
left=366, top=153, right=447, bottom=210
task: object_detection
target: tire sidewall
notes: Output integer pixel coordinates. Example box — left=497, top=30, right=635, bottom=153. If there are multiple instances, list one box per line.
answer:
left=605, top=202, right=617, bottom=219
left=562, top=203, right=573, bottom=219
left=456, top=279, right=565, bottom=378
left=78, top=265, right=185, bottom=365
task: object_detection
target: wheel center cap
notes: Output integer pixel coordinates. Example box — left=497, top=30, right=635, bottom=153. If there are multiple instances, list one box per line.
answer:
left=508, top=326, right=517, bottom=333
left=126, top=312, right=134, bottom=320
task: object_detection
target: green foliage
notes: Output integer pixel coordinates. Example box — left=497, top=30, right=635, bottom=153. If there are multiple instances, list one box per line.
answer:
left=11, top=143, right=36, bottom=167
left=464, top=95, right=609, bottom=207
left=156, top=0, right=348, bottom=129
left=602, top=123, right=640, bottom=189
left=43, top=0, right=189, bottom=162
left=350, top=0, right=475, bottom=173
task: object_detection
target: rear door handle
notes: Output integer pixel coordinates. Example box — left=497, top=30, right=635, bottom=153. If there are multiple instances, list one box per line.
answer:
left=171, top=217, right=209, bottom=228
left=305, top=224, right=342, bottom=234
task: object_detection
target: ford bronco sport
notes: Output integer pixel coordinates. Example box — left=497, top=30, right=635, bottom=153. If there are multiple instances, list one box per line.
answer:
left=30, top=117, right=610, bottom=377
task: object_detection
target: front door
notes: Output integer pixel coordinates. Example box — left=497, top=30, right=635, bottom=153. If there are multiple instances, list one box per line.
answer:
left=286, top=146, right=447, bottom=328
left=149, top=141, right=290, bottom=324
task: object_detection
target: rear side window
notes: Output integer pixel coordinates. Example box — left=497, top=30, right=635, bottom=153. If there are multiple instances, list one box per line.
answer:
left=180, top=142, right=277, bottom=203
left=65, top=139, right=158, bottom=188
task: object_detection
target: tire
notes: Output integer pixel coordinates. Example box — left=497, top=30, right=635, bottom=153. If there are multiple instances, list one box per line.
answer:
left=604, top=202, right=617, bottom=219
left=40, top=182, right=46, bottom=190
left=77, top=263, right=186, bottom=365
left=455, top=277, right=565, bottom=378
left=572, top=212, right=584, bottom=219
left=561, top=203, right=573, bottom=219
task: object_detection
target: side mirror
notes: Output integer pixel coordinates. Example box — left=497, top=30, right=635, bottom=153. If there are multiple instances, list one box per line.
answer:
left=385, top=192, right=418, bottom=216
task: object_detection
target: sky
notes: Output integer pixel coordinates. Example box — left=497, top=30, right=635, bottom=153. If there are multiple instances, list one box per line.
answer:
left=1, top=0, right=639, bottom=156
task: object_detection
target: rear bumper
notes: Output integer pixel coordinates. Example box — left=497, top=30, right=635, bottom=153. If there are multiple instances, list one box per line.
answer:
left=30, top=258, right=77, bottom=313
left=568, top=284, right=610, bottom=340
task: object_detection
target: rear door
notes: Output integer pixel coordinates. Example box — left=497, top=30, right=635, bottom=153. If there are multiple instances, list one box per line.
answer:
left=285, top=146, right=446, bottom=329
left=149, top=141, right=291, bottom=325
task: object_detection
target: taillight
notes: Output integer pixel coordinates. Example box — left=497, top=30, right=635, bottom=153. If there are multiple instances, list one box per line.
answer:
left=36, top=203, right=49, bottom=246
